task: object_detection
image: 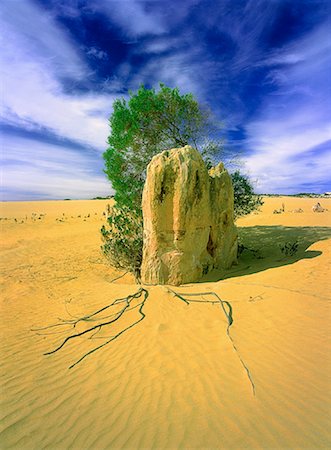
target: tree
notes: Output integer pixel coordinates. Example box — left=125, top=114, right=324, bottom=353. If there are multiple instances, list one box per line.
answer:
left=101, top=84, right=261, bottom=279
left=231, top=171, right=263, bottom=218
left=103, top=83, right=221, bottom=212
left=101, top=84, right=222, bottom=280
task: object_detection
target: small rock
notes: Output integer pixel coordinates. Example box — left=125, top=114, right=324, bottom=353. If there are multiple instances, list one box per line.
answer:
left=312, top=202, right=325, bottom=212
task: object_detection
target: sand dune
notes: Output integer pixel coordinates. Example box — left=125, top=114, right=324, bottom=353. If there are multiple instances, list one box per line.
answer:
left=1, top=196, right=330, bottom=449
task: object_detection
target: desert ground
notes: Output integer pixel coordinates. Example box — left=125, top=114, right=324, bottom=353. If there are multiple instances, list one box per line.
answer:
left=1, top=196, right=330, bottom=449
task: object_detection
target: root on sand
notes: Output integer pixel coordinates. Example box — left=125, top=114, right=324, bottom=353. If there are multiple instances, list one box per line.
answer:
left=168, top=288, right=255, bottom=396
left=33, top=287, right=255, bottom=396
left=32, top=287, right=149, bottom=369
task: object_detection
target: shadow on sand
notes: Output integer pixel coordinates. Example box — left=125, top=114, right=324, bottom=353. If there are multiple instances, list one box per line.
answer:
left=200, top=226, right=331, bottom=282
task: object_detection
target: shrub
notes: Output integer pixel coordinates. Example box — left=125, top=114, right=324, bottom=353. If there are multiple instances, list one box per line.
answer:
left=101, top=204, right=143, bottom=281
left=231, top=171, right=263, bottom=218
left=279, top=241, right=299, bottom=257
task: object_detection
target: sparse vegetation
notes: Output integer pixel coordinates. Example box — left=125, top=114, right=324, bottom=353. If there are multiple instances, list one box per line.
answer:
left=101, top=205, right=143, bottom=281
left=263, top=193, right=329, bottom=198
left=92, top=196, right=113, bottom=200
left=273, top=204, right=285, bottom=214
left=237, top=241, right=263, bottom=259
left=231, top=171, right=263, bottom=218
left=279, top=241, right=299, bottom=257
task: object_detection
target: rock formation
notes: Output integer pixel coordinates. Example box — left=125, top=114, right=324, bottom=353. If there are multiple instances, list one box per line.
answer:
left=141, top=145, right=237, bottom=285
left=312, top=202, right=326, bottom=212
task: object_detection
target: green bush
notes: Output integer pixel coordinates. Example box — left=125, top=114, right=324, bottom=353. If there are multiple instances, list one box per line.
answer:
left=231, top=171, right=263, bottom=218
left=101, top=204, right=143, bottom=281
left=279, top=241, right=299, bottom=257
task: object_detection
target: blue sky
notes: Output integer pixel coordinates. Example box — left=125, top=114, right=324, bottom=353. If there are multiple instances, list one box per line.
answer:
left=1, top=0, right=331, bottom=200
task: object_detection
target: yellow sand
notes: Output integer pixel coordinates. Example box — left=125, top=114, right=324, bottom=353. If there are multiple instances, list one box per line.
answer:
left=1, top=196, right=330, bottom=449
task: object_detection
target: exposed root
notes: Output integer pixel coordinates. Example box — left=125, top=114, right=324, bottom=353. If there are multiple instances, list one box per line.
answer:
left=34, top=288, right=149, bottom=369
left=168, top=288, right=255, bottom=396
left=167, top=289, right=233, bottom=326
left=106, top=271, right=128, bottom=284
left=226, top=330, right=256, bottom=396
left=34, top=285, right=254, bottom=392
left=68, top=297, right=147, bottom=369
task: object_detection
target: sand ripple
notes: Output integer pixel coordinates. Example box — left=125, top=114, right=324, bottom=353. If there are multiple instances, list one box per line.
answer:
left=1, top=198, right=330, bottom=449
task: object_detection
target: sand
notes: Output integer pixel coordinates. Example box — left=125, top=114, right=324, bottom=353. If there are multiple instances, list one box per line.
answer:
left=1, top=196, right=330, bottom=449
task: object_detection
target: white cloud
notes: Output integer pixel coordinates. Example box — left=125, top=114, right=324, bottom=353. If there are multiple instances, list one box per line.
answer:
left=96, top=0, right=165, bottom=36
left=0, top=0, right=85, bottom=79
left=243, top=20, right=331, bottom=193
left=1, top=0, right=330, bottom=198
left=0, top=0, right=115, bottom=150
left=126, top=50, right=207, bottom=99
left=86, top=47, right=109, bottom=60
left=264, top=21, right=331, bottom=70
left=1, top=136, right=112, bottom=200
left=244, top=104, right=331, bottom=193
left=0, top=0, right=119, bottom=199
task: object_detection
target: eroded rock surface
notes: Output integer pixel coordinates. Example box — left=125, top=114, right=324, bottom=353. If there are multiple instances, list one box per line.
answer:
left=141, top=146, right=237, bottom=285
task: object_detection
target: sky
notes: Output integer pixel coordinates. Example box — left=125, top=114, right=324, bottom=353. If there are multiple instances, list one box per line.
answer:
left=1, top=0, right=331, bottom=200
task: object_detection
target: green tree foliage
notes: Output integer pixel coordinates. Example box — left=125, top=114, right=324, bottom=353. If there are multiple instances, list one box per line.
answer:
left=231, top=171, right=263, bottom=218
left=101, top=84, right=222, bottom=280
left=101, top=84, right=261, bottom=279
left=103, top=83, right=219, bottom=212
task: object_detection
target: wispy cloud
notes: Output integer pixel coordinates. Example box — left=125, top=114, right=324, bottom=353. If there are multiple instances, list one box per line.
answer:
left=244, top=20, right=331, bottom=193
left=93, top=0, right=166, bottom=37
left=0, top=2, right=112, bottom=149
left=0, top=0, right=116, bottom=199
left=1, top=135, right=111, bottom=200
left=0, top=0, right=85, bottom=79
left=86, top=47, right=109, bottom=60
left=1, top=0, right=330, bottom=199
